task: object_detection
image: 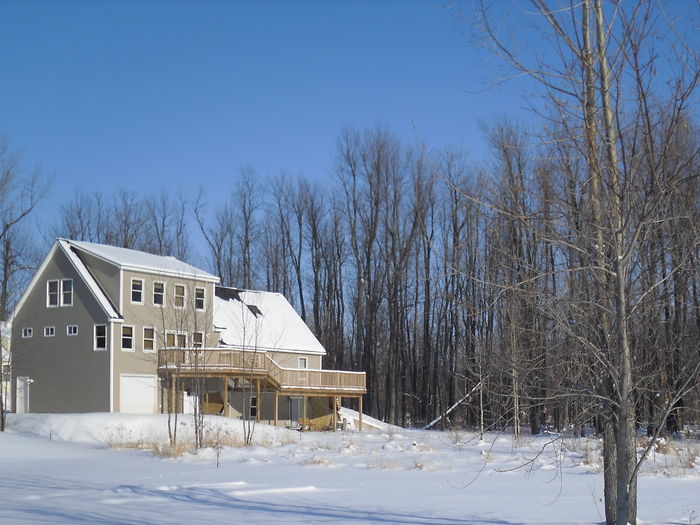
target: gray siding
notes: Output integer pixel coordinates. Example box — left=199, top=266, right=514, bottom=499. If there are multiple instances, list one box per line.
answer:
left=12, top=247, right=111, bottom=413
left=75, top=250, right=120, bottom=308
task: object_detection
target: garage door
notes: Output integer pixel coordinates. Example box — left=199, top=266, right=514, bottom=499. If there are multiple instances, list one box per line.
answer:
left=119, top=374, right=157, bottom=414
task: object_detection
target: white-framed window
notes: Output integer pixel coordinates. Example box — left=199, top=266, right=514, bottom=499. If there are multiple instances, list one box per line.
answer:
left=153, top=281, right=165, bottom=306
left=61, top=279, right=73, bottom=306
left=21, top=327, right=33, bottom=338
left=143, top=327, right=156, bottom=352
left=66, top=325, right=79, bottom=336
left=192, top=331, right=204, bottom=348
left=44, top=326, right=56, bottom=337
left=47, top=280, right=59, bottom=307
left=131, top=278, right=143, bottom=304
left=94, top=324, right=107, bottom=351
left=121, top=325, right=134, bottom=351
left=250, top=395, right=257, bottom=419
left=194, top=287, right=205, bottom=310
left=298, top=357, right=308, bottom=369
left=174, top=284, right=185, bottom=308
left=166, top=331, right=187, bottom=349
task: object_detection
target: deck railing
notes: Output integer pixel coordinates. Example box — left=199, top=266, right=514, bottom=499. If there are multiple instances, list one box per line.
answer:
left=158, top=348, right=366, bottom=393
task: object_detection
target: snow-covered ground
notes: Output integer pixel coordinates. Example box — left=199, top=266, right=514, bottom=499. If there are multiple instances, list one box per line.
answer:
left=1, top=413, right=698, bottom=524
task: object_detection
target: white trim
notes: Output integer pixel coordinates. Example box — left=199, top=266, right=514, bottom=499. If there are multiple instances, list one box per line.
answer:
left=94, top=324, right=107, bottom=351
left=118, top=269, right=123, bottom=314
left=143, top=326, right=156, bottom=353
left=21, top=327, right=33, bottom=338
left=43, top=326, right=56, bottom=337
left=66, top=324, right=79, bottom=336
left=12, top=243, right=59, bottom=321
left=165, top=330, right=187, bottom=349
left=46, top=279, right=59, bottom=307
left=298, top=357, right=308, bottom=369
left=60, top=278, right=73, bottom=306
left=109, top=320, right=115, bottom=412
left=121, top=324, right=135, bottom=351
left=174, top=283, right=186, bottom=309
left=194, top=286, right=206, bottom=311
left=152, top=281, right=165, bottom=307
left=130, top=278, right=144, bottom=305
left=57, top=240, right=121, bottom=320
left=192, top=331, right=204, bottom=348
left=66, top=239, right=220, bottom=283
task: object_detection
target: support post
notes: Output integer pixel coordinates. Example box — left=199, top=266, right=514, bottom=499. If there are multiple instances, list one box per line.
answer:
left=274, top=391, right=279, bottom=427
left=256, top=379, right=261, bottom=423
left=303, top=396, right=307, bottom=422
left=359, top=396, right=363, bottom=431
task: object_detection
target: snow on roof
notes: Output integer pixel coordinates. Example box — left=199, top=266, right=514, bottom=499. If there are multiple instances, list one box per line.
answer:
left=58, top=240, right=122, bottom=320
left=65, top=239, right=219, bottom=282
left=214, top=287, right=326, bottom=355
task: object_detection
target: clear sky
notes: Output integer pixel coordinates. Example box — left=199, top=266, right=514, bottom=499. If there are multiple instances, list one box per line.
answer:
left=0, top=1, right=696, bottom=243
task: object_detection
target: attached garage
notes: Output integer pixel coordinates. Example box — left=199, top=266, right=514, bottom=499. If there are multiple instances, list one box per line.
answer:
left=119, top=374, right=157, bottom=414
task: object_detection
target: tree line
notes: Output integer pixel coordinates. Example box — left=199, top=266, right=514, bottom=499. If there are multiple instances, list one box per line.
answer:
left=0, top=2, right=698, bottom=522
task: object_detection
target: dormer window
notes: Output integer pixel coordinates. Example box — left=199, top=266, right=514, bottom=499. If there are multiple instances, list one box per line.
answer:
left=131, top=279, right=143, bottom=304
left=247, top=304, right=262, bottom=317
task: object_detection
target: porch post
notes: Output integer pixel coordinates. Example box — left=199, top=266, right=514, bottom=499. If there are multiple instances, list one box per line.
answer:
left=220, top=377, right=226, bottom=417
left=256, top=379, right=261, bottom=423
left=358, top=396, right=363, bottom=431
left=332, top=396, right=338, bottom=431
left=274, top=391, right=279, bottom=427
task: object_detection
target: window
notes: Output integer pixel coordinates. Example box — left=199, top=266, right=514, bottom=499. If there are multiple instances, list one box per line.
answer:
left=94, top=324, right=107, bottom=350
left=21, top=327, right=33, bottom=338
left=61, top=279, right=73, bottom=306
left=192, top=332, right=204, bottom=348
left=166, top=331, right=187, bottom=349
left=174, top=284, right=185, bottom=308
left=153, top=281, right=164, bottom=306
left=47, top=279, right=72, bottom=307
left=44, top=326, right=56, bottom=337
left=1, top=364, right=9, bottom=377
left=47, top=280, right=59, bottom=307
left=66, top=325, right=78, bottom=336
left=121, top=325, right=134, bottom=350
left=131, top=279, right=143, bottom=304
left=298, top=357, right=308, bottom=369
left=250, top=395, right=257, bottom=419
left=194, top=287, right=205, bottom=310
left=143, top=327, right=156, bottom=352
left=247, top=304, right=262, bottom=317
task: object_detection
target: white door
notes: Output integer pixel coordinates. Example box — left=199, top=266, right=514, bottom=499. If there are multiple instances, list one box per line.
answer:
left=16, top=376, right=30, bottom=413
left=119, top=374, right=157, bottom=414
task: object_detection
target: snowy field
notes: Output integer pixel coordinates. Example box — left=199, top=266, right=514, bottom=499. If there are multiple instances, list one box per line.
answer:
left=1, top=413, right=698, bottom=524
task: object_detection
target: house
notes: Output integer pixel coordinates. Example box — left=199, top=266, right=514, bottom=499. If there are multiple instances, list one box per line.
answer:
left=10, top=239, right=365, bottom=429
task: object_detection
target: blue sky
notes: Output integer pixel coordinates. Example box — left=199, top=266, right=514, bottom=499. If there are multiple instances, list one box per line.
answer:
left=1, top=0, right=696, bottom=242
left=0, top=1, right=526, bottom=230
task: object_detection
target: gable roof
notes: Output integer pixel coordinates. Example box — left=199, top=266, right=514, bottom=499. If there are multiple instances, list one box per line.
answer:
left=11, top=240, right=122, bottom=323
left=214, top=286, right=326, bottom=355
left=65, top=239, right=220, bottom=283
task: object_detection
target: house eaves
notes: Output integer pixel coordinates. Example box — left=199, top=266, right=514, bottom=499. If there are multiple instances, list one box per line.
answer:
left=65, top=239, right=220, bottom=283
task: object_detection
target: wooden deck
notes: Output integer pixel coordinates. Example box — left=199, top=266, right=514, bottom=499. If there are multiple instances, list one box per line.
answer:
left=157, top=348, right=366, bottom=395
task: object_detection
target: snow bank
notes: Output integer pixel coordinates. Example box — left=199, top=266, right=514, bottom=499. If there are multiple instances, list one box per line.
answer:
left=6, top=412, right=298, bottom=448
left=338, top=407, right=401, bottom=432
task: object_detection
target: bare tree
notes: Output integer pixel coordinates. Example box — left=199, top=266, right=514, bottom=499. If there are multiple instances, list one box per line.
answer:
left=473, top=2, right=700, bottom=522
